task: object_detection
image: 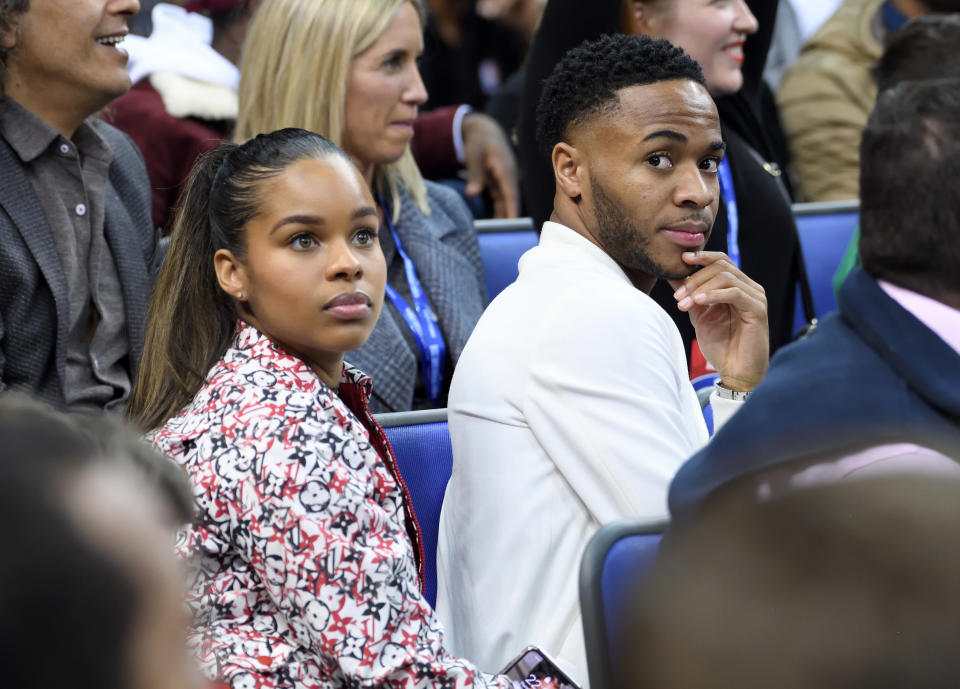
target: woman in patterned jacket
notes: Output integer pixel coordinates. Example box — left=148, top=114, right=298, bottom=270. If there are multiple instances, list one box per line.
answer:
left=127, top=129, right=512, bottom=689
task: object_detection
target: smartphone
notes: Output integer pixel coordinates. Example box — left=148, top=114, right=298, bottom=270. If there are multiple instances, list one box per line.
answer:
left=500, top=645, right=582, bottom=689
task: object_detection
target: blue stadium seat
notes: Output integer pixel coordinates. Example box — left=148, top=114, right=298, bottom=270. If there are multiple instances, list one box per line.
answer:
left=792, top=200, right=860, bottom=335
left=476, top=218, right=539, bottom=301
left=579, top=518, right=668, bottom=689
left=376, top=408, right=452, bottom=608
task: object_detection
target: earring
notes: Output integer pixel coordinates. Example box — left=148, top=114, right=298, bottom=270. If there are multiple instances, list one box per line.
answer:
left=237, top=291, right=243, bottom=299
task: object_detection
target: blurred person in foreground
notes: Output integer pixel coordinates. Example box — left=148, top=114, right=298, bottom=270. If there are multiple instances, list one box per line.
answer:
left=520, top=0, right=806, bottom=367
left=0, top=0, right=157, bottom=411
left=128, top=128, right=519, bottom=689
left=0, top=393, right=197, bottom=689
left=437, top=34, right=769, bottom=684
left=778, top=0, right=960, bottom=202
left=235, top=0, right=490, bottom=412
left=671, top=78, right=960, bottom=519
left=111, top=0, right=519, bottom=232
left=623, top=476, right=960, bottom=689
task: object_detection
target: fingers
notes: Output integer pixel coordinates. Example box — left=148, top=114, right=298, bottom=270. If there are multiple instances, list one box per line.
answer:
left=460, top=112, right=520, bottom=218
left=486, top=152, right=520, bottom=218
left=675, top=286, right=767, bottom=320
left=670, top=252, right=764, bottom=306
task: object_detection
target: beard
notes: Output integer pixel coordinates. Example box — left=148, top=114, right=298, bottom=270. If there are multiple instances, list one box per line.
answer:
left=591, top=174, right=696, bottom=282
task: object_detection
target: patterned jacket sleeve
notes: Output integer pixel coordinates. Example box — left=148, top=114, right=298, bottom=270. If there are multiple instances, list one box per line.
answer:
left=216, top=394, right=511, bottom=689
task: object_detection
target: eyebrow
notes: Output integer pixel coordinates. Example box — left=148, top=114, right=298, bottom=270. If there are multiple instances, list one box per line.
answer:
left=641, top=130, right=727, bottom=152
left=643, top=129, right=688, bottom=143
left=270, top=206, right=378, bottom=234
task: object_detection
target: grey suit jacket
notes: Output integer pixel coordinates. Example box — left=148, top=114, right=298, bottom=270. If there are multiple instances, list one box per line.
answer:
left=0, top=118, right=157, bottom=408
left=346, top=181, right=486, bottom=413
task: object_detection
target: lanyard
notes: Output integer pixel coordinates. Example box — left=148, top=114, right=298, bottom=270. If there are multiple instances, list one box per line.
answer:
left=882, top=0, right=908, bottom=31
left=379, top=203, right=447, bottom=406
left=717, top=157, right=741, bottom=269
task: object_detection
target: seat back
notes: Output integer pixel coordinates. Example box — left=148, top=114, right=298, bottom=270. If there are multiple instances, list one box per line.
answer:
left=579, top=518, right=668, bottom=689
left=792, top=200, right=860, bottom=334
left=377, top=408, right=452, bottom=608
left=476, top=218, right=539, bottom=301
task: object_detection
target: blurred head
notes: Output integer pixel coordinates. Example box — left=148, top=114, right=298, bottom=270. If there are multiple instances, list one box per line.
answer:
left=128, top=128, right=386, bottom=431
left=537, top=34, right=721, bottom=292
left=236, top=0, right=430, bottom=219
left=858, top=78, right=960, bottom=301
left=0, top=0, right=139, bottom=133
left=0, top=394, right=197, bottom=689
left=874, top=13, right=960, bottom=93
left=621, top=0, right=758, bottom=96
left=622, top=476, right=960, bottom=689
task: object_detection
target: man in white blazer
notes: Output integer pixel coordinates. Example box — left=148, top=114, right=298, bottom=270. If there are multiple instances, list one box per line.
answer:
left=436, top=34, right=770, bottom=685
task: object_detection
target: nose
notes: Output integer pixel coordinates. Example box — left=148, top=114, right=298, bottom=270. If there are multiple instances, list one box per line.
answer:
left=326, top=239, right=364, bottom=281
left=404, top=62, right=429, bottom=106
left=673, top=163, right=716, bottom=210
left=733, top=0, right=759, bottom=35
left=111, top=0, right=141, bottom=18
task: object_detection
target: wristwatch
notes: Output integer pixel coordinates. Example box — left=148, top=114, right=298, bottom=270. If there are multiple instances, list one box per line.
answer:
left=714, top=382, right=752, bottom=402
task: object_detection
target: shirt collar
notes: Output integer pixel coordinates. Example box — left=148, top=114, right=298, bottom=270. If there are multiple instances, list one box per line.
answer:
left=879, top=280, right=960, bottom=356
left=0, top=95, right=111, bottom=165
left=533, top=221, right=636, bottom=286
left=231, top=321, right=373, bottom=393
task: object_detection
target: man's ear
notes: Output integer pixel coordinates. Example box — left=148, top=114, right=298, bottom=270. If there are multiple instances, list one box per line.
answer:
left=552, top=141, right=585, bottom=202
left=0, top=19, right=18, bottom=51
left=214, top=249, right=248, bottom=302
left=625, top=1, right=658, bottom=37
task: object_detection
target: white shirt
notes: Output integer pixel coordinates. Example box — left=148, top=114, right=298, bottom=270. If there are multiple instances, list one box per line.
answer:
left=435, top=222, right=740, bottom=685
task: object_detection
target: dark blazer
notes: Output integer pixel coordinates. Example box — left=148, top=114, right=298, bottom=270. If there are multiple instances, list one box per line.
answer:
left=669, top=267, right=960, bottom=519
left=517, top=0, right=802, bottom=356
left=345, top=180, right=487, bottom=413
left=0, top=119, right=157, bottom=408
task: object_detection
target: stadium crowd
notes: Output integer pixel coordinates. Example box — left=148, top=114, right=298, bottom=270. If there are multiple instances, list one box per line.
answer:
left=2, top=0, right=960, bottom=688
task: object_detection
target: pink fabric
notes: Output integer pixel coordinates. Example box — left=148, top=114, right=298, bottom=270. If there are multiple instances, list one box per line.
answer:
left=879, top=280, right=960, bottom=355
left=756, top=284, right=960, bottom=500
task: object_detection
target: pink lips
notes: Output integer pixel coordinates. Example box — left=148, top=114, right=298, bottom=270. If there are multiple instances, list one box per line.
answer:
left=324, top=292, right=372, bottom=320
left=662, top=224, right=708, bottom=248
left=723, top=40, right=746, bottom=64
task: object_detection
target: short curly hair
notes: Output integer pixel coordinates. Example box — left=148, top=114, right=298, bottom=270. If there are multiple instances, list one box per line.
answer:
left=535, top=33, right=706, bottom=157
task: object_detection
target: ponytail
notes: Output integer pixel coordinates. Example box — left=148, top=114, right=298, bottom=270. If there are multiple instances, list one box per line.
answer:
left=127, top=145, right=240, bottom=431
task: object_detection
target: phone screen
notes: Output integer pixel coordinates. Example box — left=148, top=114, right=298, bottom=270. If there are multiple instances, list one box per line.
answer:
left=501, top=646, right=581, bottom=689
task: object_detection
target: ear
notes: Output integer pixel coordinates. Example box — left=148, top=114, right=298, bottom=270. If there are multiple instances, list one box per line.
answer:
left=0, top=21, right=18, bottom=51
left=625, top=1, right=657, bottom=37
left=214, top=248, right=248, bottom=302
left=552, top=141, right=585, bottom=203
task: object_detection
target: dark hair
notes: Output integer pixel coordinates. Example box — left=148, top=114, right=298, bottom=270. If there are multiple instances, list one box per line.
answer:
left=620, top=476, right=960, bottom=689
left=0, top=393, right=193, bottom=523
left=0, top=0, right=29, bottom=96
left=875, top=14, right=960, bottom=92
left=535, top=33, right=705, bottom=157
left=210, top=0, right=251, bottom=36
left=921, top=0, right=960, bottom=11
left=127, top=127, right=352, bottom=431
left=858, top=79, right=960, bottom=297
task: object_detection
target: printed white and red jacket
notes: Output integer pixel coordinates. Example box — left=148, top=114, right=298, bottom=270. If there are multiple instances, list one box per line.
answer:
left=154, top=322, right=511, bottom=689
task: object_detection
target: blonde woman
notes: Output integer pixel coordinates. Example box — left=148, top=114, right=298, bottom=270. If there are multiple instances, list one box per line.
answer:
left=237, top=0, right=486, bottom=413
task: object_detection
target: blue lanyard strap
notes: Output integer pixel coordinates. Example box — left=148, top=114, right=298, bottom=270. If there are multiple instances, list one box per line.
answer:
left=717, top=157, right=741, bottom=269
left=378, top=200, right=447, bottom=406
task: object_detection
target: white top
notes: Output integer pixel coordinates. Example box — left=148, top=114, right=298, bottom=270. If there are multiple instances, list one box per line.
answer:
left=435, top=221, right=740, bottom=685
left=124, top=3, right=239, bottom=88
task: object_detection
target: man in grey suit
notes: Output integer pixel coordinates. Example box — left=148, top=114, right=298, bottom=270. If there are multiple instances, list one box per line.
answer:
left=0, top=0, right=156, bottom=411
